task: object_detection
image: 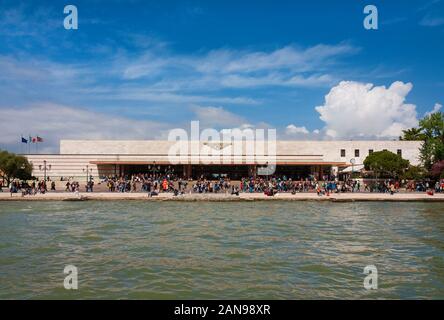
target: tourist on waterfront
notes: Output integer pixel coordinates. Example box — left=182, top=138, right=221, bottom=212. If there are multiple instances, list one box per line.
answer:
left=390, top=184, right=396, bottom=195
left=435, top=181, right=444, bottom=193
left=9, top=181, right=15, bottom=196
left=65, top=181, right=80, bottom=192
left=20, top=182, right=32, bottom=196
left=38, top=180, right=46, bottom=194
left=85, top=180, right=94, bottom=192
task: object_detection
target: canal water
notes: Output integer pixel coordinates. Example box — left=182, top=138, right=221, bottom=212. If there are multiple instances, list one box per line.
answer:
left=0, top=201, right=443, bottom=299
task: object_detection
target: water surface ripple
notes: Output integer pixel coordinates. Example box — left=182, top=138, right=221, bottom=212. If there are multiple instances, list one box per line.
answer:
left=0, top=201, right=443, bottom=299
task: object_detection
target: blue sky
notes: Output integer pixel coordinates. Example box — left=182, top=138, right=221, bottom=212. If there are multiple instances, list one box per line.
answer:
left=0, top=0, right=443, bottom=152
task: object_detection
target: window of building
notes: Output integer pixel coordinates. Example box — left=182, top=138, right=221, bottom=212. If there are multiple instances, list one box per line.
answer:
left=397, top=149, right=402, bottom=157
left=355, top=149, right=360, bottom=157
left=369, top=149, right=374, bottom=155
left=340, top=149, right=346, bottom=157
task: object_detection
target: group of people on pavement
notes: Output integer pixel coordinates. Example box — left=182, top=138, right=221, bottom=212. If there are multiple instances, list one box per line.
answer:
left=3, top=173, right=443, bottom=197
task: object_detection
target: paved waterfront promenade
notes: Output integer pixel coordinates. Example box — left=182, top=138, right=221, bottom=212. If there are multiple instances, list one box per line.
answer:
left=1, top=191, right=444, bottom=202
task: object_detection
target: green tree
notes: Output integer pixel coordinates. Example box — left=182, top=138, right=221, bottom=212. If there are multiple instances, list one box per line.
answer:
left=401, top=165, right=427, bottom=180
left=399, top=127, right=425, bottom=141
left=0, top=150, right=33, bottom=185
left=419, top=112, right=444, bottom=170
left=363, top=150, right=410, bottom=178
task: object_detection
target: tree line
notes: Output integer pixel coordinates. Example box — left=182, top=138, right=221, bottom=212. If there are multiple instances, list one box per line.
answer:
left=399, top=111, right=444, bottom=179
left=364, top=110, right=444, bottom=180
left=0, top=150, right=33, bottom=185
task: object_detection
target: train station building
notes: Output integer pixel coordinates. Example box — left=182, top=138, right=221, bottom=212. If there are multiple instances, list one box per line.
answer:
left=25, top=140, right=422, bottom=181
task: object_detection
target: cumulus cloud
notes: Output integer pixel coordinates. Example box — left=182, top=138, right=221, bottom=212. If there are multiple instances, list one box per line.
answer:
left=315, top=81, right=419, bottom=139
left=424, top=103, right=442, bottom=116
left=285, top=125, right=309, bottom=135
left=280, top=124, right=324, bottom=140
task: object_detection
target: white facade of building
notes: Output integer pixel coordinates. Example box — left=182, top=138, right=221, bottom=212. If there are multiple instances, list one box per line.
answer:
left=25, top=140, right=422, bottom=179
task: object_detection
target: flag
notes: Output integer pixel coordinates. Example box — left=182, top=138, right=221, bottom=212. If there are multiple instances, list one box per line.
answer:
left=36, top=136, right=43, bottom=142
left=32, top=137, right=37, bottom=143
left=21, top=137, right=28, bottom=143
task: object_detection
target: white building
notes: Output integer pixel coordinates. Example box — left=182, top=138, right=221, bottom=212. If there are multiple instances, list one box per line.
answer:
left=25, top=140, right=422, bottom=180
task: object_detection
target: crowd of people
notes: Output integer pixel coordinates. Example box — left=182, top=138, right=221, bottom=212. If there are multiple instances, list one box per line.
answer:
left=99, top=173, right=184, bottom=196
left=4, top=179, right=56, bottom=195
left=96, top=174, right=444, bottom=197
left=192, top=179, right=231, bottom=193
left=64, top=181, right=81, bottom=192
left=405, top=180, right=444, bottom=193
left=2, top=173, right=444, bottom=196
left=237, top=177, right=398, bottom=196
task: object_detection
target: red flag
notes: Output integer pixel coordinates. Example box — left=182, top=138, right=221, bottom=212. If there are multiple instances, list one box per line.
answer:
left=36, top=136, right=43, bottom=142
left=32, top=137, right=37, bottom=143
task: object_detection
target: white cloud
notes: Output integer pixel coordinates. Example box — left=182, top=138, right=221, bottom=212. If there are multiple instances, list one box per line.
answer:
left=287, top=74, right=334, bottom=87
left=424, top=103, right=442, bottom=116
left=195, top=44, right=357, bottom=75
left=0, top=20, right=360, bottom=112
left=315, top=81, right=419, bottom=139
left=118, top=43, right=356, bottom=89
left=285, top=125, right=309, bottom=135
left=0, top=56, right=87, bottom=82
left=0, top=103, right=171, bottom=153
left=280, top=124, right=324, bottom=140
left=220, top=73, right=334, bottom=88
left=2, top=41, right=349, bottom=106
left=0, top=55, right=259, bottom=106
left=101, top=89, right=259, bottom=105
left=190, top=105, right=249, bottom=128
